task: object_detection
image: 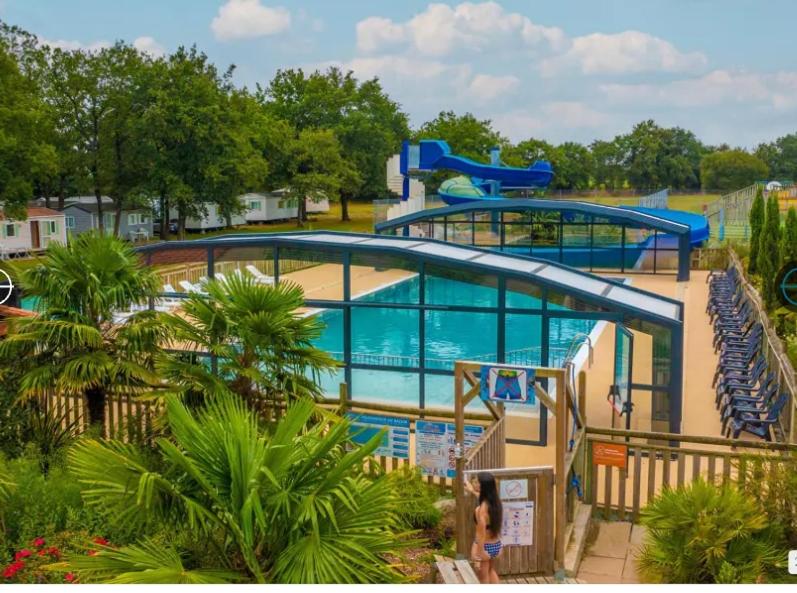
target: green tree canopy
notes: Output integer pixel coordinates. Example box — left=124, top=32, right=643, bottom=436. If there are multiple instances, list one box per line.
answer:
left=699, top=150, right=769, bottom=192
left=755, top=132, right=797, bottom=181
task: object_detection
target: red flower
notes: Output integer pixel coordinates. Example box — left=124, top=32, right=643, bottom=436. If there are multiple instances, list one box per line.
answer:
left=65, top=572, right=76, bottom=583
left=92, top=537, right=109, bottom=546
left=14, top=549, right=31, bottom=561
left=32, top=537, right=45, bottom=548
left=3, top=560, right=25, bottom=579
left=47, top=547, right=61, bottom=559
left=87, top=550, right=97, bottom=556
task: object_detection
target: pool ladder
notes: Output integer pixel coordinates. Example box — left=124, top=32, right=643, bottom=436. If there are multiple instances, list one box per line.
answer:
left=562, top=332, right=593, bottom=369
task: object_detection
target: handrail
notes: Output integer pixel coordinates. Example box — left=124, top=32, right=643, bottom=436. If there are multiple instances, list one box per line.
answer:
left=586, top=426, right=797, bottom=452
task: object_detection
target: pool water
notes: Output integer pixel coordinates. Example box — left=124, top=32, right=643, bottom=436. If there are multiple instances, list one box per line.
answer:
left=312, top=275, right=594, bottom=407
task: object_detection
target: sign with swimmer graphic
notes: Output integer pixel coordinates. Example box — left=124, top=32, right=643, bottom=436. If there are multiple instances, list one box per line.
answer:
left=479, top=365, right=536, bottom=405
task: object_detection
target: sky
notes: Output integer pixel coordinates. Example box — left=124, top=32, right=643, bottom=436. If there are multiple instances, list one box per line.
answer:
left=2, top=0, right=796, bottom=148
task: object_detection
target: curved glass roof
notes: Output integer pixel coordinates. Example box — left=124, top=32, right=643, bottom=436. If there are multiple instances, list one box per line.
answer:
left=137, top=231, right=684, bottom=325
left=375, top=198, right=692, bottom=236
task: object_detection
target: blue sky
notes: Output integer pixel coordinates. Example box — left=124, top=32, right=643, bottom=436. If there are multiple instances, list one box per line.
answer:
left=2, top=0, right=796, bottom=147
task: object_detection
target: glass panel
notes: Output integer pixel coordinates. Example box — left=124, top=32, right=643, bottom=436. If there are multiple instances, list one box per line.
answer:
left=280, top=247, right=344, bottom=301
left=605, top=285, right=680, bottom=320
left=536, top=266, right=609, bottom=296
left=410, top=242, right=477, bottom=260
left=473, top=221, right=501, bottom=247
left=351, top=307, right=419, bottom=367
left=351, top=369, right=420, bottom=406
left=504, top=314, right=543, bottom=367
left=424, top=310, right=498, bottom=371
left=547, top=315, right=597, bottom=366
left=506, top=279, right=544, bottom=309
left=561, top=224, right=591, bottom=268
left=424, top=265, right=498, bottom=307
left=350, top=253, right=419, bottom=303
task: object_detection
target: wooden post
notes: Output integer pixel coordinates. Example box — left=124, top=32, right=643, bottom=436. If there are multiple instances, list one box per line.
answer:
left=338, top=382, right=349, bottom=415
left=554, top=369, right=567, bottom=569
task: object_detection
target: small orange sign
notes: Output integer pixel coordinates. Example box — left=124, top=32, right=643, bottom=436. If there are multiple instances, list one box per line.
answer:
left=592, top=442, right=628, bottom=469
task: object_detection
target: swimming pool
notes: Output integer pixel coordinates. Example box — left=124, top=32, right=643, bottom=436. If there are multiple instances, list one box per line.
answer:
left=312, top=275, right=595, bottom=407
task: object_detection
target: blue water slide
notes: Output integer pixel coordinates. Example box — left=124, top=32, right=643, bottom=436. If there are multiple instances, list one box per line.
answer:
left=403, top=140, right=553, bottom=189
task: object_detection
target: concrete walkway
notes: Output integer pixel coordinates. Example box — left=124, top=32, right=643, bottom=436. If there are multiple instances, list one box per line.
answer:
left=577, top=521, right=647, bottom=584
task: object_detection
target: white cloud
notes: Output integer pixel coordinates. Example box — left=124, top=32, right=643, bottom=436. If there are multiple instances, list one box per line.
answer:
left=356, top=17, right=406, bottom=53
left=541, top=30, right=707, bottom=76
left=211, top=0, right=291, bottom=41
left=466, top=73, right=519, bottom=103
left=600, top=69, right=784, bottom=108
left=356, top=1, right=565, bottom=56
left=40, top=38, right=111, bottom=52
left=492, top=102, right=611, bottom=142
left=133, top=36, right=165, bottom=58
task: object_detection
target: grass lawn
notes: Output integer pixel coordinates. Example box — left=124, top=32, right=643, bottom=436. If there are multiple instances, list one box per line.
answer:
left=184, top=200, right=374, bottom=239
left=580, top=194, right=719, bottom=213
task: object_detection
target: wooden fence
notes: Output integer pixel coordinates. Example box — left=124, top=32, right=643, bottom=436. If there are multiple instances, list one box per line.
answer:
left=154, top=256, right=321, bottom=290
left=690, top=246, right=729, bottom=270
left=584, top=426, right=797, bottom=522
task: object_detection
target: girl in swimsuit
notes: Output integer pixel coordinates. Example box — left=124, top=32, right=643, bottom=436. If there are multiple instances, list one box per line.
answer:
left=464, top=471, right=503, bottom=584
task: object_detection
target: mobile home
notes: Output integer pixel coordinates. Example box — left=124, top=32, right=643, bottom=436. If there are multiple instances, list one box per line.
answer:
left=0, top=207, right=67, bottom=258
left=242, top=192, right=299, bottom=223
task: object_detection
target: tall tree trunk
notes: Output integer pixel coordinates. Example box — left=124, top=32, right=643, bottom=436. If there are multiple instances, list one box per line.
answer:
left=85, top=386, right=107, bottom=434
left=178, top=204, right=186, bottom=240
left=113, top=200, right=123, bottom=237
left=340, top=194, right=350, bottom=222
left=58, top=174, right=67, bottom=210
left=160, top=194, right=168, bottom=239
left=95, top=186, right=104, bottom=234
left=296, top=198, right=306, bottom=228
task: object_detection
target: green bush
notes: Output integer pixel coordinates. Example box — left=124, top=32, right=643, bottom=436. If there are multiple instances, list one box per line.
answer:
left=388, top=466, right=442, bottom=530
left=638, top=479, right=786, bottom=583
left=1, top=452, right=116, bottom=556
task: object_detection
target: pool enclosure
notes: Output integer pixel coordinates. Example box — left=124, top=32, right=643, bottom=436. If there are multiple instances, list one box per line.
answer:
left=137, top=231, right=685, bottom=443
left=375, top=200, right=693, bottom=281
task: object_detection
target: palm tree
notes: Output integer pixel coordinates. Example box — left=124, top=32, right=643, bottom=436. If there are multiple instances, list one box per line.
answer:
left=0, top=233, right=169, bottom=428
left=158, top=273, right=337, bottom=409
left=67, top=395, right=412, bottom=583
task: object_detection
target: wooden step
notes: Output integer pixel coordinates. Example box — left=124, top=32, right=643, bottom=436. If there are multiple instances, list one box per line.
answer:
left=563, top=502, right=592, bottom=577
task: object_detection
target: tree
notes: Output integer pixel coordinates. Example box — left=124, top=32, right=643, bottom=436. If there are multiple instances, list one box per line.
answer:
left=550, top=142, right=594, bottom=190
left=748, top=186, right=765, bottom=275
left=67, top=396, right=412, bottom=583
left=700, top=150, right=769, bottom=192
left=782, top=207, right=797, bottom=264
left=758, top=195, right=782, bottom=309
left=264, top=67, right=409, bottom=221
left=285, top=128, right=360, bottom=225
left=0, top=233, right=169, bottom=428
left=143, top=47, right=266, bottom=238
left=415, top=111, right=503, bottom=163
left=159, top=274, right=336, bottom=407
left=0, top=39, right=55, bottom=218
left=590, top=138, right=626, bottom=191
left=755, top=133, right=797, bottom=181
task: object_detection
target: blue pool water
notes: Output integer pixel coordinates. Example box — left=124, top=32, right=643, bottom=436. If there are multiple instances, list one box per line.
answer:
left=312, top=275, right=595, bottom=407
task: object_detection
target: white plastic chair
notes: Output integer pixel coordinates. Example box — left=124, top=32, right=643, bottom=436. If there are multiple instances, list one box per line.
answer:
left=246, top=264, right=275, bottom=285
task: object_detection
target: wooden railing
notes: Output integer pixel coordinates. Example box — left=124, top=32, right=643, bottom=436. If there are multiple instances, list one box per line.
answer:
left=585, top=426, right=797, bottom=522
left=154, top=257, right=320, bottom=290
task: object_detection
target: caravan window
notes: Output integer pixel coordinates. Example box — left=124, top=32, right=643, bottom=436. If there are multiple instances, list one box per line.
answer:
left=65, top=216, right=75, bottom=229
left=43, top=220, right=58, bottom=235
left=3, top=223, right=16, bottom=238
left=248, top=200, right=262, bottom=211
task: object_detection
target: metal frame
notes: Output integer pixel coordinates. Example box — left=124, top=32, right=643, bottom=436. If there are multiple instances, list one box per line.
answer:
left=375, top=199, right=693, bottom=281
left=137, top=231, right=686, bottom=440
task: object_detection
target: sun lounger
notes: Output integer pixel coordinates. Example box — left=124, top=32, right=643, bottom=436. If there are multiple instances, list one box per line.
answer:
left=246, top=265, right=275, bottom=285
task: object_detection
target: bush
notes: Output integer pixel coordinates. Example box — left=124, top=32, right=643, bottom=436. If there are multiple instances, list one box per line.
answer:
left=737, top=453, right=797, bottom=551
left=638, top=479, right=786, bottom=583
left=0, top=452, right=117, bottom=556
left=388, top=466, right=442, bottom=530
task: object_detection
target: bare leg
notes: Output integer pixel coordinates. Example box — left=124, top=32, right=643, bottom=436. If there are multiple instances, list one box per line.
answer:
left=489, top=560, right=500, bottom=584
left=478, top=555, right=491, bottom=584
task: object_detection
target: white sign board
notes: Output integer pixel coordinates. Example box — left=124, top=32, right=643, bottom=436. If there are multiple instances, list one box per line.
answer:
left=501, top=500, right=534, bottom=546
left=415, top=421, right=484, bottom=479
left=499, top=478, right=528, bottom=500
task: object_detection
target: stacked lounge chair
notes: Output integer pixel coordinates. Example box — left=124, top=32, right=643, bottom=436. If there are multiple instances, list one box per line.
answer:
left=707, top=266, right=787, bottom=441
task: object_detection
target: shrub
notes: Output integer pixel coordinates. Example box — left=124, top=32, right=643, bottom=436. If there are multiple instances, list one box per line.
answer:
left=638, top=479, right=785, bottom=583
left=748, top=186, right=765, bottom=275
left=1, top=532, right=108, bottom=584
left=388, top=466, right=442, bottom=530
left=1, top=452, right=116, bottom=555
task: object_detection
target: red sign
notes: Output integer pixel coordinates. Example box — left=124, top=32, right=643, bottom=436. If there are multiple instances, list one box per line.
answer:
left=592, top=442, right=628, bottom=469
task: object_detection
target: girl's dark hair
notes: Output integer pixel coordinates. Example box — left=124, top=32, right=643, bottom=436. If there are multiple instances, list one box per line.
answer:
left=477, top=472, right=502, bottom=538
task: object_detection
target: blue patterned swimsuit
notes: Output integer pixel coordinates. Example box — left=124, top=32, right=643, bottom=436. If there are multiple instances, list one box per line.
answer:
left=475, top=505, right=502, bottom=558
